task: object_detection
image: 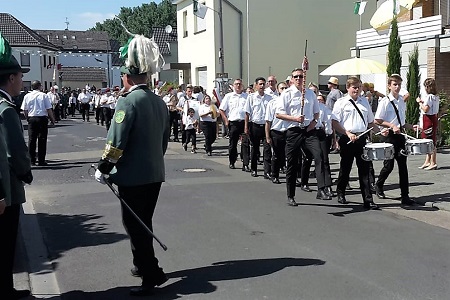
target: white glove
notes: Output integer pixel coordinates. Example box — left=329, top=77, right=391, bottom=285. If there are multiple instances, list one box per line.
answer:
left=95, top=169, right=107, bottom=185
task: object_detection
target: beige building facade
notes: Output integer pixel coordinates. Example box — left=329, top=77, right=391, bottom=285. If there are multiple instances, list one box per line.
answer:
left=174, top=0, right=377, bottom=93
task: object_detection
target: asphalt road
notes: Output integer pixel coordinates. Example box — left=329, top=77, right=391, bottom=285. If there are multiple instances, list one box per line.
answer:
left=19, top=116, right=450, bottom=300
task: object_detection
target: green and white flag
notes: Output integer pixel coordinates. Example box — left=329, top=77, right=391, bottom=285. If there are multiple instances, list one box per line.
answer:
left=354, top=1, right=367, bottom=15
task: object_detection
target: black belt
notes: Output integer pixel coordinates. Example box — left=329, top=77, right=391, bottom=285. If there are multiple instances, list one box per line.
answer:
left=229, top=120, right=244, bottom=124
left=287, top=127, right=307, bottom=132
left=251, top=123, right=265, bottom=127
left=29, top=116, right=47, bottom=118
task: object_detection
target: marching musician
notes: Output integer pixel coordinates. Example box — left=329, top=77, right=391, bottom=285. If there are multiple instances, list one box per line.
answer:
left=176, top=85, right=196, bottom=146
left=95, top=34, right=170, bottom=296
left=374, top=74, right=416, bottom=206
left=219, top=79, right=249, bottom=170
left=265, top=82, right=288, bottom=185
left=244, top=77, right=272, bottom=178
left=276, top=68, right=328, bottom=206
left=199, top=94, right=217, bottom=156
left=331, top=76, right=379, bottom=209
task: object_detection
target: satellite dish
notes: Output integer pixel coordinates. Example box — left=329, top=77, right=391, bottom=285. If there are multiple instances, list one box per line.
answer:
left=165, top=25, right=173, bottom=34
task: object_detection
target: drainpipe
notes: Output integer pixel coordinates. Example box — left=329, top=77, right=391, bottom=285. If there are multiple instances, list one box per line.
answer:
left=222, top=0, right=243, bottom=79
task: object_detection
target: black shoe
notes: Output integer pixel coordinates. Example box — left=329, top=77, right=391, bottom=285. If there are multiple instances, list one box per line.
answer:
left=300, top=185, right=311, bottom=192
left=370, top=184, right=376, bottom=193
left=295, top=179, right=302, bottom=187
left=229, top=164, right=235, bottom=169
left=272, top=177, right=281, bottom=184
left=37, top=161, right=48, bottom=166
left=346, top=183, right=352, bottom=190
left=287, top=197, right=298, bottom=207
left=183, top=143, right=187, bottom=151
left=324, top=186, right=333, bottom=197
left=251, top=170, right=258, bottom=177
left=330, top=149, right=340, bottom=154
left=317, top=189, right=332, bottom=200
left=337, top=194, right=348, bottom=204
left=31, top=161, right=36, bottom=166
left=130, top=266, right=141, bottom=277
left=242, top=165, right=251, bottom=172
left=129, top=285, right=154, bottom=296
left=263, top=173, right=271, bottom=180
left=207, top=151, right=212, bottom=156
left=280, top=167, right=286, bottom=174
left=375, top=185, right=385, bottom=199
left=363, top=201, right=379, bottom=210
left=401, top=197, right=416, bottom=206
left=174, top=138, right=180, bottom=142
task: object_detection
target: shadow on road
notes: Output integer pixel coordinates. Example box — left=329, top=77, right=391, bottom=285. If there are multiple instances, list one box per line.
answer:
left=32, top=257, right=325, bottom=299
left=30, top=212, right=128, bottom=263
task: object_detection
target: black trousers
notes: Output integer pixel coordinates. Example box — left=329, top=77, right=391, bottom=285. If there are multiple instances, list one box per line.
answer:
left=228, top=121, right=245, bottom=165
left=118, top=182, right=165, bottom=285
left=301, top=129, right=332, bottom=188
left=69, top=103, right=76, bottom=116
left=53, top=104, right=61, bottom=121
left=376, top=133, right=409, bottom=197
left=80, top=103, right=90, bottom=121
left=270, top=130, right=286, bottom=179
left=185, top=128, right=196, bottom=146
left=336, top=135, right=372, bottom=202
left=169, top=111, right=179, bottom=140
left=201, top=121, right=216, bottom=152
left=102, top=107, right=112, bottom=130
left=28, top=116, right=49, bottom=163
left=95, top=107, right=102, bottom=124
left=285, top=127, right=325, bottom=198
left=0, top=204, right=20, bottom=295
left=249, top=123, right=266, bottom=172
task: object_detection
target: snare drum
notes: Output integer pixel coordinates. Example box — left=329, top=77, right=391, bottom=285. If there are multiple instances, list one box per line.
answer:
left=405, top=139, right=434, bottom=155
left=362, top=143, right=394, bottom=161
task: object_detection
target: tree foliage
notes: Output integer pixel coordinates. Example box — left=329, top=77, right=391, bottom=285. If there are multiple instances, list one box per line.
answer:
left=387, top=17, right=402, bottom=76
left=90, top=0, right=177, bottom=44
left=406, top=45, right=420, bottom=126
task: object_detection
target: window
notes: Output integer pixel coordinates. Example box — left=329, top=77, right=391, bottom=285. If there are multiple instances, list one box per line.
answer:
left=197, top=66, right=208, bottom=91
left=195, top=2, right=207, bottom=33
left=43, top=55, right=46, bottom=68
left=53, top=56, right=55, bottom=65
left=183, top=11, right=188, bottom=37
left=71, top=35, right=76, bottom=40
left=22, top=81, right=31, bottom=92
left=20, top=53, right=30, bottom=67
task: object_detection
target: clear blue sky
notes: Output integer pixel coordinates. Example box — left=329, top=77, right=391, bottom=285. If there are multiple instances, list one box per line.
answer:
left=2, top=0, right=162, bottom=31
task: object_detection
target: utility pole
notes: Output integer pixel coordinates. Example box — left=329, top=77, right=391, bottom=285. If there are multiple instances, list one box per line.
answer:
left=218, top=0, right=225, bottom=74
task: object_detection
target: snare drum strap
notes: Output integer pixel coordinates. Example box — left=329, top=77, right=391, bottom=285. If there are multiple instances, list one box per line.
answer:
left=388, top=98, right=404, bottom=132
left=348, top=99, right=366, bottom=126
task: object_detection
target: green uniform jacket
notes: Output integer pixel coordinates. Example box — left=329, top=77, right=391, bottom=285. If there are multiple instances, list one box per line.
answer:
left=103, top=85, right=169, bottom=187
left=0, top=95, right=31, bottom=205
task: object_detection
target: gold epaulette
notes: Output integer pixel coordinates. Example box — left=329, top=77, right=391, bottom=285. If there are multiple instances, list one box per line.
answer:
left=101, top=143, right=123, bottom=163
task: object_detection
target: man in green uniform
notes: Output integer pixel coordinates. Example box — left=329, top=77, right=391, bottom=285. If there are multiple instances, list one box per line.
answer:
left=0, top=33, right=33, bottom=299
left=95, top=34, right=169, bottom=296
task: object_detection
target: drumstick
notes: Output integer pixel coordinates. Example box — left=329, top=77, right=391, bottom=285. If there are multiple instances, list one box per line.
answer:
left=400, top=132, right=418, bottom=140
left=375, top=128, right=390, bottom=136
left=347, top=127, right=373, bottom=144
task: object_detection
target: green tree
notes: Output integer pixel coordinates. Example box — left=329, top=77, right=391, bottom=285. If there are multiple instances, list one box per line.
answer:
left=406, top=45, right=420, bottom=126
left=387, top=17, right=402, bottom=76
left=90, top=0, right=177, bottom=44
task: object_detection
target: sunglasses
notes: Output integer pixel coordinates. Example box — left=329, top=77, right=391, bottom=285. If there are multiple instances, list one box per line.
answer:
left=280, top=87, right=287, bottom=90
left=292, top=75, right=303, bottom=79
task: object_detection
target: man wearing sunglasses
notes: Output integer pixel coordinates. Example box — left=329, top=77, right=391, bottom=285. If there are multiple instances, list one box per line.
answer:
left=276, top=68, right=329, bottom=206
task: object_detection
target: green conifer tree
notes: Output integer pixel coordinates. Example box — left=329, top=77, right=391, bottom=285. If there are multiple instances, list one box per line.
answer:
left=387, top=17, right=402, bottom=76
left=406, top=45, right=420, bottom=126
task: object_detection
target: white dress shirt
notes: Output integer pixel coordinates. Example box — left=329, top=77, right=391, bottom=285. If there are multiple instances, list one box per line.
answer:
left=275, top=85, right=319, bottom=129
left=199, top=104, right=217, bottom=122
left=265, top=97, right=286, bottom=132
left=318, top=102, right=333, bottom=134
left=21, top=90, right=52, bottom=117
left=219, top=91, right=248, bottom=121
left=375, top=94, right=406, bottom=127
left=332, top=95, right=374, bottom=133
left=47, top=91, right=60, bottom=105
left=265, top=87, right=279, bottom=98
left=78, top=92, right=91, bottom=104
left=421, top=93, right=439, bottom=116
left=244, top=92, right=272, bottom=125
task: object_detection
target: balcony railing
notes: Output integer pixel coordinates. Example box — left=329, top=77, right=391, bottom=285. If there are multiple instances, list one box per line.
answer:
left=356, top=15, right=443, bottom=48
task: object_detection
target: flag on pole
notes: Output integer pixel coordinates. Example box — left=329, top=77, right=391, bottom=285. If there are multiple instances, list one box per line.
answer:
left=353, top=1, right=367, bottom=15
left=393, top=0, right=401, bottom=15
left=193, top=0, right=208, bottom=19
